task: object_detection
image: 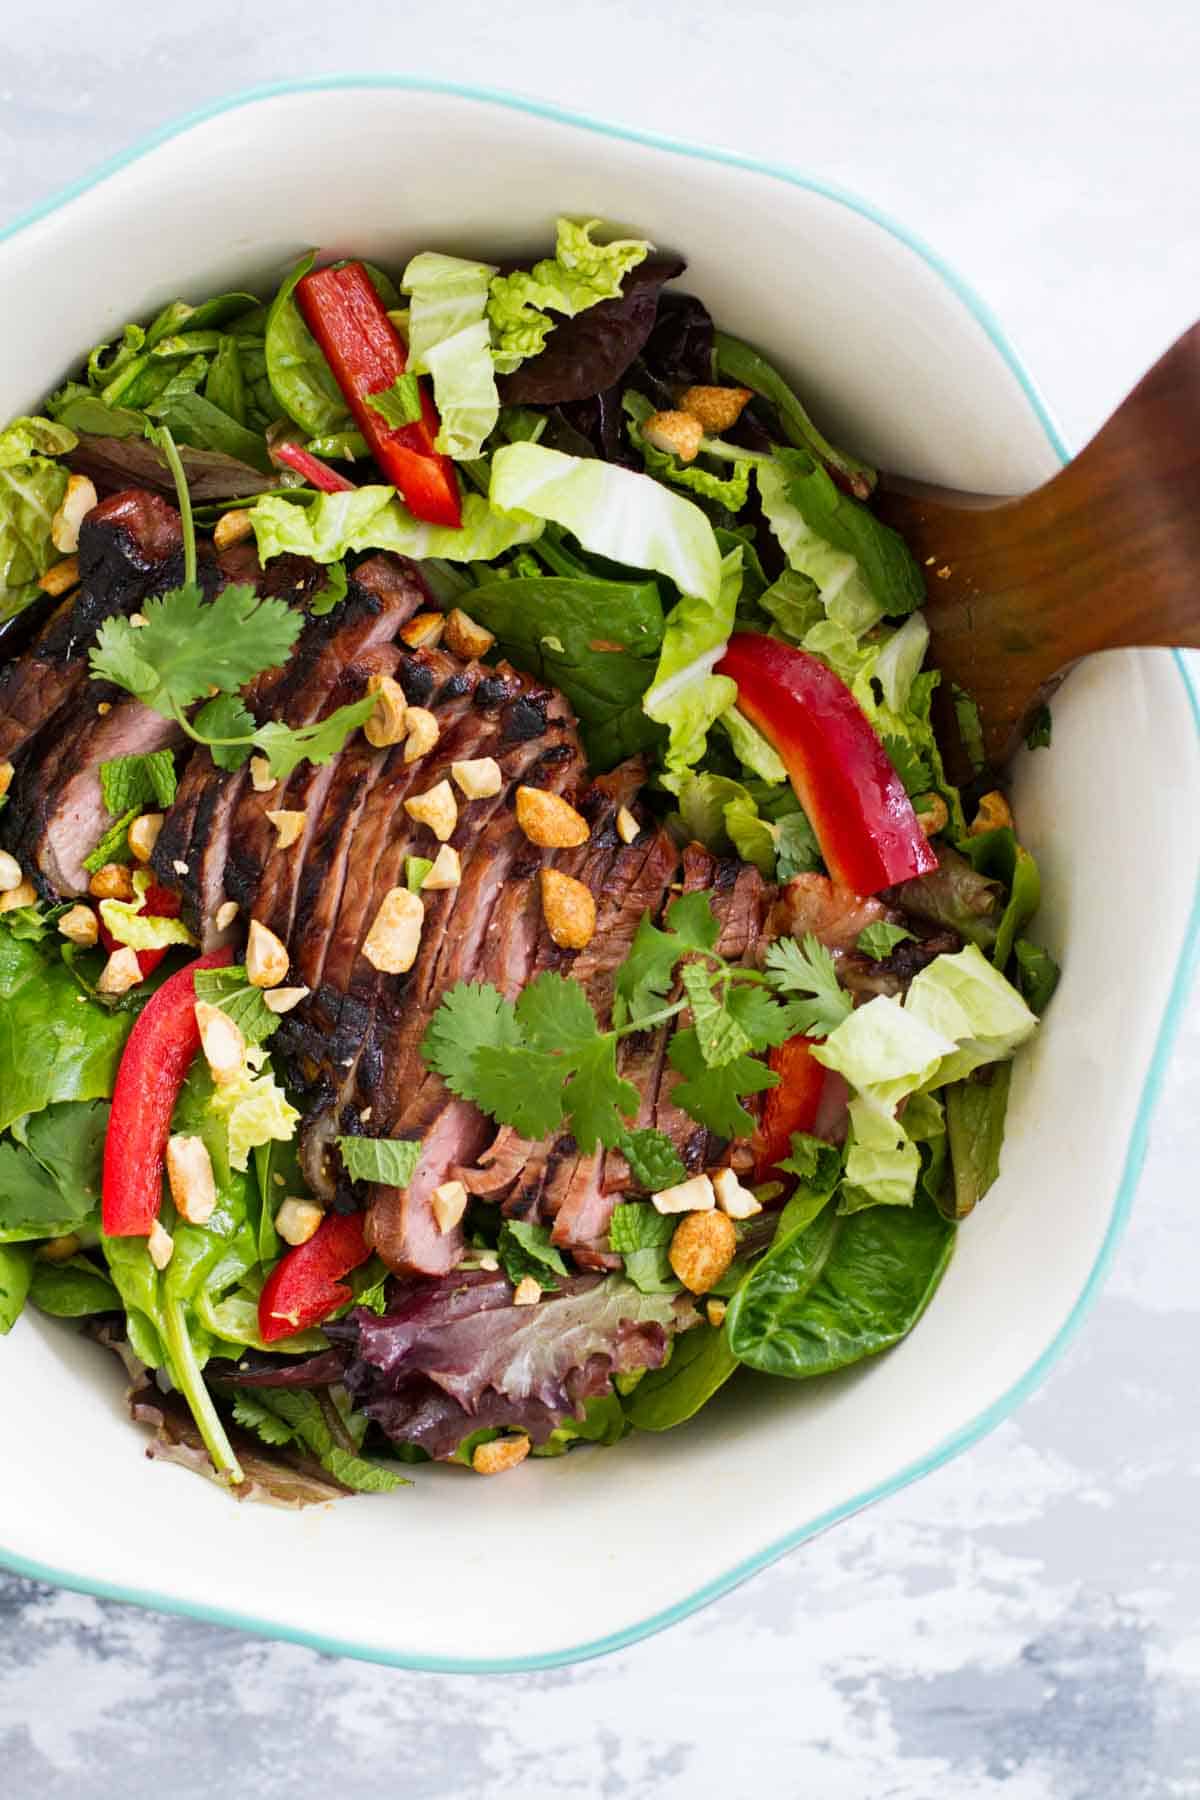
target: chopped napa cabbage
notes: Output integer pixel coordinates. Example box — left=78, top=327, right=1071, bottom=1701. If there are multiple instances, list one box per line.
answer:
left=248, top=486, right=540, bottom=566
left=642, top=545, right=743, bottom=791
left=904, top=942, right=1038, bottom=1087
left=209, top=1049, right=300, bottom=1172
left=98, top=870, right=197, bottom=952
left=756, top=460, right=884, bottom=635
left=401, top=253, right=500, bottom=461
left=718, top=705, right=788, bottom=783
left=488, top=218, right=651, bottom=374
left=812, top=994, right=955, bottom=1115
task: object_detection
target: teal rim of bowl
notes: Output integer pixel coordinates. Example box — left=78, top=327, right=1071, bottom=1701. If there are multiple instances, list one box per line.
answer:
left=1, top=73, right=1197, bottom=1676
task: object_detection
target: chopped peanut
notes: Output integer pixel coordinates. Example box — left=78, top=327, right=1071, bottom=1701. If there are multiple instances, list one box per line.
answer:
left=0, top=850, right=23, bottom=892
left=970, top=789, right=1013, bottom=835
left=401, top=706, right=439, bottom=763
left=265, top=808, right=306, bottom=850
left=444, top=607, right=495, bottom=660
left=213, top=507, right=254, bottom=550
left=166, top=1134, right=217, bottom=1225
left=38, top=554, right=80, bottom=596
left=127, top=812, right=164, bottom=862
left=147, top=1220, right=174, bottom=1271
left=364, top=673, right=408, bottom=747
left=652, top=1173, right=716, bottom=1215
left=421, top=843, right=462, bottom=890
left=472, top=1435, right=531, bottom=1475
left=915, top=794, right=949, bottom=837
left=249, top=755, right=276, bottom=793
left=246, top=918, right=289, bottom=988
left=452, top=756, right=502, bottom=801
left=276, top=1197, right=324, bottom=1246
left=172, top=860, right=189, bottom=877
left=512, top=1275, right=542, bottom=1306
left=706, top=1297, right=728, bottom=1329
left=642, top=409, right=704, bottom=462
left=404, top=779, right=457, bottom=841
left=96, top=946, right=142, bottom=995
left=362, top=886, right=424, bottom=973
left=615, top=804, right=640, bottom=845
left=130, top=612, right=147, bottom=628
left=540, top=868, right=596, bottom=950
left=50, top=474, right=98, bottom=555
left=400, top=610, right=445, bottom=649
left=669, top=1209, right=737, bottom=1295
left=194, top=999, right=246, bottom=1085
left=39, top=1234, right=81, bottom=1264
left=431, top=1179, right=469, bottom=1235
left=0, top=760, right=13, bottom=798
left=713, top=1166, right=762, bottom=1220
left=0, top=877, right=37, bottom=913
left=214, top=899, right=239, bottom=932
left=88, top=862, right=134, bottom=901
left=58, top=904, right=99, bottom=947
left=263, top=985, right=309, bottom=1014
left=96, top=702, right=111, bottom=716
left=678, top=384, right=753, bottom=433
left=516, top=786, right=589, bottom=848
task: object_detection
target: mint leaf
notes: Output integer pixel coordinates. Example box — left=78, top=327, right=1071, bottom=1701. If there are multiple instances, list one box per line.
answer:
left=619, top=1129, right=686, bottom=1192
left=497, top=1219, right=568, bottom=1292
left=338, top=1135, right=422, bottom=1187
left=82, top=809, right=137, bottom=872
left=310, top=559, right=348, bottom=617
left=762, top=933, right=853, bottom=1036
left=777, top=1131, right=842, bottom=1196
left=609, top=1202, right=675, bottom=1252
left=365, top=373, right=423, bottom=430
left=855, top=922, right=915, bottom=961
left=98, top=749, right=177, bottom=816
left=667, top=1028, right=779, bottom=1139
left=192, top=964, right=280, bottom=1045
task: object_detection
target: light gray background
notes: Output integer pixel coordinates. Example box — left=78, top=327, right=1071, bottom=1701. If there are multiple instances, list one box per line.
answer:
left=2, top=4, right=1198, bottom=1794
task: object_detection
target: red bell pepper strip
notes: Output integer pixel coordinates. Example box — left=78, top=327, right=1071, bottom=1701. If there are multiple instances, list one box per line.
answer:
left=716, top=634, right=937, bottom=895
left=101, top=947, right=233, bottom=1236
left=96, top=881, right=183, bottom=978
left=270, top=439, right=357, bottom=493
left=296, top=262, right=462, bottom=528
left=258, top=1210, right=371, bottom=1343
left=755, top=1035, right=827, bottom=1179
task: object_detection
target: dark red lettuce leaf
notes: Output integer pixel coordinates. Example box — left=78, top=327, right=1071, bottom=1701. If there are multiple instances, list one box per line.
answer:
left=67, top=432, right=278, bottom=501
left=640, top=291, right=716, bottom=389
left=497, top=256, right=686, bottom=406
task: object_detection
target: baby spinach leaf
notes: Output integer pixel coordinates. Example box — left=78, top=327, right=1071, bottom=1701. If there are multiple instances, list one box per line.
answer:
left=623, top=1323, right=740, bottom=1430
left=0, top=1244, right=33, bottom=1334
left=0, top=933, right=134, bottom=1133
left=30, top=1255, right=120, bottom=1318
left=265, top=252, right=351, bottom=437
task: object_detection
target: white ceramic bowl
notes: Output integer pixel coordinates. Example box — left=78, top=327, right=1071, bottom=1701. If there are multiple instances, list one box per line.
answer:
left=1, top=78, right=1197, bottom=1673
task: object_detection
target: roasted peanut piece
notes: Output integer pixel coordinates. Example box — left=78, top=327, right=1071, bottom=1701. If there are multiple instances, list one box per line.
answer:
left=213, top=507, right=254, bottom=550
left=263, top=985, right=309, bottom=1014
left=712, top=1166, right=762, bottom=1220
left=362, top=886, right=424, bottom=973
left=96, top=946, right=142, bottom=996
left=642, top=409, right=704, bottom=462
left=265, top=808, right=306, bottom=850
left=364, top=673, right=408, bottom=747
left=970, top=789, right=1013, bottom=835
left=452, top=756, right=502, bottom=801
left=0, top=761, right=13, bottom=798
left=147, top=1220, right=175, bottom=1271
left=516, top=786, right=589, bottom=848
left=166, top=1134, right=218, bottom=1225
left=172, top=860, right=189, bottom=877
left=404, top=779, right=457, bottom=842
left=275, top=1197, right=324, bottom=1246
left=472, top=1435, right=531, bottom=1475
left=512, top=1275, right=542, bottom=1307
left=669, top=1209, right=738, bottom=1295
left=39, top=1234, right=81, bottom=1264
left=50, top=474, right=98, bottom=555
left=38, top=554, right=80, bottom=596
left=431, top=1179, right=469, bottom=1235
left=0, top=849, right=23, bottom=892
left=443, top=607, right=496, bottom=659
left=88, top=862, right=134, bottom=902
left=421, top=843, right=462, bottom=890
left=706, top=1297, right=728, bottom=1329
left=194, top=1000, right=246, bottom=1085
left=249, top=756, right=276, bottom=793
left=652, top=1173, right=716, bottom=1215
left=916, top=793, right=949, bottom=837
left=214, top=899, right=239, bottom=932
left=401, top=707, right=440, bottom=763
left=399, top=610, right=445, bottom=649
left=0, top=877, right=37, bottom=913
left=678, top=384, right=754, bottom=433
left=57, top=904, right=99, bottom=947
left=246, top=917, right=289, bottom=988
left=540, top=868, right=596, bottom=950
left=127, top=812, right=164, bottom=862
left=615, top=804, right=640, bottom=845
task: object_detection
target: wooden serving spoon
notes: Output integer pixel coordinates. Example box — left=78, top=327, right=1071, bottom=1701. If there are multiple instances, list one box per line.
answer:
left=872, top=320, right=1200, bottom=773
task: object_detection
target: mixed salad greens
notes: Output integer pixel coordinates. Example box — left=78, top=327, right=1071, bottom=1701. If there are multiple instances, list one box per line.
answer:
left=0, top=218, right=1061, bottom=1498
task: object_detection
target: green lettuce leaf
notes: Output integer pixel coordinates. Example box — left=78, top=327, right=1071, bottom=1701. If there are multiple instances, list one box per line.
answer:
left=0, top=1244, right=33, bottom=1334
left=0, top=452, right=70, bottom=622
left=249, top=486, right=537, bottom=565
left=0, top=932, right=134, bottom=1134
left=642, top=545, right=742, bottom=791
left=622, top=391, right=751, bottom=510
left=904, top=943, right=1038, bottom=1087
left=99, top=870, right=197, bottom=952
left=756, top=459, right=883, bottom=634
left=712, top=330, right=876, bottom=497
left=208, top=1054, right=300, bottom=1172
left=811, top=993, right=956, bottom=1114
left=402, top=253, right=500, bottom=460
left=775, top=446, right=925, bottom=618
left=488, top=218, right=650, bottom=373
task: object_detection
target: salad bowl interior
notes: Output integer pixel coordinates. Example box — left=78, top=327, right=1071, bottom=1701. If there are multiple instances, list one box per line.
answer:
left=0, top=79, right=1196, bottom=1671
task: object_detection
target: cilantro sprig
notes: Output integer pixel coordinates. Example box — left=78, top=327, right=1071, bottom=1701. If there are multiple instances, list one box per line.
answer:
left=87, top=426, right=377, bottom=780
left=761, top=933, right=854, bottom=1036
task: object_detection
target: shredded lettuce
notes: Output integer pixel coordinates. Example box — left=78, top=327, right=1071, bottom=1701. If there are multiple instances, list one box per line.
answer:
left=0, top=423, right=73, bottom=620
left=249, top=486, right=539, bottom=565
left=718, top=706, right=787, bottom=783
left=643, top=546, right=742, bottom=791
left=98, top=871, right=197, bottom=952
left=756, top=460, right=884, bottom=635
left=904, top=943, right=1038, bottom=1087
left=811, top=993, right=954, bottom=1116
left=488, top=218, right=651, bottom=374
left=209, top=1050, right=300, bottom=1172
left=402, top=253, right=500, bottom=460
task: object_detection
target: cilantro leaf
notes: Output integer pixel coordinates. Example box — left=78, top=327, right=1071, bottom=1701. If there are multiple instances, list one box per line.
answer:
left=251, top=692, right=378, bottom=782
left=667, top=1028, right=779, bottom=1139
left=619, top=1129, right=686, bottom=1192
left=762, top=933, right=853, bottom=1035
left=310, top=560, right=348, bottom=617
left=774, top=809, right=823, bottom=878
left=855, top=922, right=916, bottom=961
left=365, top=373, right=423, bottom=430
left=614, top=889, right=720, bottom=1025
left=561, top=1035, right=639, bottom=1151
left=82, top=809, right=137, bottom=872
left=193, top=692, right=257, bottom=771
left=193, top=964, right=280, bottom=1045
left=515, top=970, right=599, bottom=1055
left=467, top=1045, right=567, bottom=1140
left=723, top=980, right=809, bottom=1051
left=681, top=961, right=753, bottom=1069
left=338, top=1135, right=422, bottom=1187
left=882, top=734, right=932, bottom=800
left=777, top=1131, right=842, bottom=1194
left=90, top=581, right=301, bottom=712
left=497, top=1219, right=569, bottom=1291
left=98, top=749, right=177, bottom=817
left=421, top=981, right=523, bottom=1102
